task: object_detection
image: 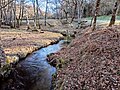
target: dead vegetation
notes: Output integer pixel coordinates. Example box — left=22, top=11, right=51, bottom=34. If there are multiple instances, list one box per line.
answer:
left=49, top=26, right=120, bottom=90
left=0, top=30, right=63, bottom=64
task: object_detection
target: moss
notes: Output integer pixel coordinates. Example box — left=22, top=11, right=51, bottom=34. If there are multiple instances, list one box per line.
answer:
left=58, top=80, right=65, bottom=90
left=64, top=35, right=72, bottom=44
left=0, top=64, right=12, bottom=78
left=56, top=58, right=65, bottom=69
left=52, top=73, right=57, bottom=78
left=117, top=70, right=120, bottom=75
left=6, top=55, right=19, bottom=64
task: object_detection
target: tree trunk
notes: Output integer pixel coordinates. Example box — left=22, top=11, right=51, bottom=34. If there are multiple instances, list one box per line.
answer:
left=27, top=18, right=30, bottom=30
left=33, top=0, right=37, bottom=30
left=13, top=0, right=16, bottom=28
left=55, top=0, right=59, bottom=19
left=70, top=0, right=77, bottom=23
left=77, top=0, right=80, bottom=26
left=17, top=0, right=22, bottom=28
left=24, top=7, right=30, bottom=30
left=45, top=0, right=48, bottom=26
left=92, top=0, right=101, bottom=31
left=26, top=13, right=30, bottom=30
left=36, top=0, right=41, bottom=29
left=109, top=0, right=120, bottom=26
left=10, top=1, right=14, bottom=28
left=21, top=0, right=24, bottom=22
left=0, top=0, right=2, bottom=27
left=76, top=0, right=84, bottom=28
left=65, top=0, right=68, bottom=22
left=3, top=0, right=7, bottom=25
left=65, top=11, right=68, bottom=21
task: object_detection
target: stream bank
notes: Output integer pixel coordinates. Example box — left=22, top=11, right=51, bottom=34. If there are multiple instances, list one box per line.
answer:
left=0, top=40, right=66, bottom=90
left=48, top=27, right=120, bottom=90
left=1, top=30, right=63, bottom=64
left=0, top=30, right=66, bottom=90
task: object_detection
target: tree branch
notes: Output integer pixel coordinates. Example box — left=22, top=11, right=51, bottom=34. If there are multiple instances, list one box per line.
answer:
left=0, top=0, right=15, bottom=10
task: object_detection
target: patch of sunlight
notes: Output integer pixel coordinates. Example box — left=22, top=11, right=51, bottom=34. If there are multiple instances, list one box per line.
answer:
left=99, top=21, right=120, bottom=26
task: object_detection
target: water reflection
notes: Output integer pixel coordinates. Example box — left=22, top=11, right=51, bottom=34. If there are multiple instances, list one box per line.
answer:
left=17, top=40, right=64, bottom=90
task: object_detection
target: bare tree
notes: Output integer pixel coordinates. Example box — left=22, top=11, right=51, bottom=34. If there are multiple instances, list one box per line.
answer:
left=64, top=0, right=69, bottom=22
left=24, top=7, right=30, bottom=30
left=70, top=0, right=77, bottom=23
left=16, top=0, right=25, bottom=28
left=92, top=0, right=101, bottom=31
left=45, top=0, right=48, bottom=26
left=77, top=0, right=84, bottom=28
left=55, top=0, right=59, bottom=19
left=33, top=0, right=37, bottom=30
left=13, top=0, right=16, bottom=28
left=36, top=0, right=41, bottom=29
left=0, top=0, right=14, bottom=10
left=9, top=0, right=14, bottom=28
left=109, top=0, right=120, bottom=26
left=0, top=0, right=2, bottom=27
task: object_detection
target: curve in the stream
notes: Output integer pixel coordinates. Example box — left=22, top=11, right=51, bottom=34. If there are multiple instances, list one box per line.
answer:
left=16, top=40, right=64, bottom=90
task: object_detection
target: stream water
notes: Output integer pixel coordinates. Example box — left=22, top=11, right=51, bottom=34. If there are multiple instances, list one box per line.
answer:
left=14, top=40, right=64, bottom=90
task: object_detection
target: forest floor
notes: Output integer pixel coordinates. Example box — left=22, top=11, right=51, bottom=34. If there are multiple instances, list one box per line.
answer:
left=0, top=28, right=63, bottom=64
left=1, top=18, right=120, bottom=90
left=48, top=25, right=120, bottom=90
left=1, top=18, right=120, bottom=64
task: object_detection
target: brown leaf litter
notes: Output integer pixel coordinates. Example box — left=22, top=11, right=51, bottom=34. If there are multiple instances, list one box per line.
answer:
left=48, top=27, right=120, bottom=90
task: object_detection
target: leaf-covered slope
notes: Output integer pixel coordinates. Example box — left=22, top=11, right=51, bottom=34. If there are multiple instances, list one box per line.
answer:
left=50, top=27, right=120, bottom=90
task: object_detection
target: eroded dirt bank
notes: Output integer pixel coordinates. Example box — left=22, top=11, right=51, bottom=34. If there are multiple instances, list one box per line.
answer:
left=48, top=26, right=120, bottom=90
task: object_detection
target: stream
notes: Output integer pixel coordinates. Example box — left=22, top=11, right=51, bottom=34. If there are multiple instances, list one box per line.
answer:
left=17, top=40, right=64, bottom=90
left=1, top=40, right=64, bottom=90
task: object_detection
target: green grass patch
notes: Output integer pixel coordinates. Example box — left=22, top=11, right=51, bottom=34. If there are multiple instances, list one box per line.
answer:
left=86, top=15, right=120, bottom=21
